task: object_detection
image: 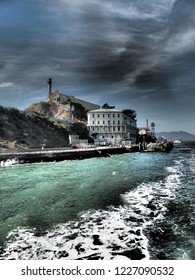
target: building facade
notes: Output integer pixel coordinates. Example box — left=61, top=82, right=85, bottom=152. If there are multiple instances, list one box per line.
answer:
left=87, top=108, right=138, bottom=145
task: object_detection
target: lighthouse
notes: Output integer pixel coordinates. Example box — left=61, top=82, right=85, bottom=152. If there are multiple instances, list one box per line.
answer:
left=150, top=122, right=156, bottom=137
left=47, top=78, right=52, bottom=96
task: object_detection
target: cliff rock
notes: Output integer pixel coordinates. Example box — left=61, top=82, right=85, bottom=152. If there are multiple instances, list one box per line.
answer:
left=27, top=98, right=87, bottom=122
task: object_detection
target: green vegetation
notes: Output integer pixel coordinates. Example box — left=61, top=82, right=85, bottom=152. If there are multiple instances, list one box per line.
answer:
left=50, top=120, right=67, bottom=129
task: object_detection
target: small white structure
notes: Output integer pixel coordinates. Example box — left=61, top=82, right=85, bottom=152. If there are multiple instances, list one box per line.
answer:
left=87, top=108, right=137, bottom=146
left=69, top=135, right=88, bottom=148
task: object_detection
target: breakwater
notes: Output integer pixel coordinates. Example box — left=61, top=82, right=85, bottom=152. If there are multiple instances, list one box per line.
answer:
left=0, top=146, right=138, bottom=164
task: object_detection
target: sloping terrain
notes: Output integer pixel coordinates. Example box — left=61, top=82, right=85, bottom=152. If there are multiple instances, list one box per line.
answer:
left=0, top=106, right=88, bottom=150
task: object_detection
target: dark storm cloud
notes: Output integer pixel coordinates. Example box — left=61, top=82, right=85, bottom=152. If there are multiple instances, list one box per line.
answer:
left=87, top=0, right=195, bottom=97
left=0, top=0, right=192, bottom=85
left=46, top=0, right=178, bottom=93
left=72, top=7, right=163, bottom=77
left=170, top=0, right=195, bottom=31
left=0, top=0, right=195, bottom=133
left=0, top=0, right=176, bottom=91
left=120, top=0, right=195, bottom=93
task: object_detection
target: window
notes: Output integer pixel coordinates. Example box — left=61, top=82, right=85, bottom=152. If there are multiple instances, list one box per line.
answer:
left=103, top=114, right=105, bottom=118
left=108, top=120, right=110, bottom=125
left=92, top=121, right=94, bottom=124
left=98, top=114, right=100, bottom=117
left=113, top=120, right=115, bottom=124
left=113, top=114, right=115, bottom=118
left=92, top=114, right=94, bottom=118
left=98, top=121, right=100, bottom=124
left=103, top=121, right=105, bottom=124
left=113, top=127, right=115, bottom=131
left=118, top=126, right=120, bottom=131
left=118, top=120, right=120, bottom=125
left=108, top=114, right=110, bottom=117
left=118, top=114, right=120, bottom=118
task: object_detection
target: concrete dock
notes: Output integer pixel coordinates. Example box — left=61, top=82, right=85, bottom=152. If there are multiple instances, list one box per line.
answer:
left=0, top=146, right=138, bottom=164
left=0, top=141, right=173, bottom=165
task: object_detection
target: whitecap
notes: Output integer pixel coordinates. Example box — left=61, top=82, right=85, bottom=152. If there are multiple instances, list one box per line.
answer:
left=0, top=158, right=19, bottom=167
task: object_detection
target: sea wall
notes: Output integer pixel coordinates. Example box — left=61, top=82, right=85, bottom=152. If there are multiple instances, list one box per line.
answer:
left=0, top=142, right=173, bottom=165
left=0, top=146, right=138, bottom=164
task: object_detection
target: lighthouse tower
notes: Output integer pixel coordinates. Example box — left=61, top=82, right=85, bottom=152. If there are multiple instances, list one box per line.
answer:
left=47, top=78, right=52, bottom=96
left=150, top=122, right=156, bottom=137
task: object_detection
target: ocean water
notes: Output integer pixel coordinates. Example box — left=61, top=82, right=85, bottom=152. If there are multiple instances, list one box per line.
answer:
left=0, top=142, right=195, bottom=260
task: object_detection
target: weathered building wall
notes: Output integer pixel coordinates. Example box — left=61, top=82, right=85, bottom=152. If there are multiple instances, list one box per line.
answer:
left=48, top=91, right=100, bottom=111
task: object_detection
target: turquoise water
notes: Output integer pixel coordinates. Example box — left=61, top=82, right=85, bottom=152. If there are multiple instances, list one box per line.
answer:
left=0, top=146, right=195, bottom=259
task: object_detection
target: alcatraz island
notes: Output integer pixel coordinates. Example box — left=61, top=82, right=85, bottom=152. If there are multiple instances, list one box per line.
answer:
left=0, top=78, right=173, bottom=164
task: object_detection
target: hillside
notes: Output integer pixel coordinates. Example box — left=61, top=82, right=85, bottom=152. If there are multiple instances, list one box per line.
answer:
left=156, top=131, right=195, bottom=141
left=0, top=106, right=88, bottom=150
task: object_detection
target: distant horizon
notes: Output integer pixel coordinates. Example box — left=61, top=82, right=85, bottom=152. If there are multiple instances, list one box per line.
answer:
left=156, top=131, right=195, bottom=139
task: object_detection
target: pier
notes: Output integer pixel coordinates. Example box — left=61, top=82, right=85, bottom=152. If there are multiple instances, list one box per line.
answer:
left=0, top=146, right=138, bottom=164
left=0, top=142, right=173, bottom=165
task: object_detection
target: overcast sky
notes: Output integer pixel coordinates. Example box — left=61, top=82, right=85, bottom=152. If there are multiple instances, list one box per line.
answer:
left=0, top=0, right=195, bottom=133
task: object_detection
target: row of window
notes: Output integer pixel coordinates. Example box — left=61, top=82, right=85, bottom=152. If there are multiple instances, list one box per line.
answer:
left=90, top=121, right=136, bottom=126
left=92, top=113, right=121, bottom=118
left=91, top=120, right=122, bottom=125
left=90, top=126, right=125, bottom=132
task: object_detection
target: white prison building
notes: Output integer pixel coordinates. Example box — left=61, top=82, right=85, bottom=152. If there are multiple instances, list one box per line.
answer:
left=87, top=108, right=138, bottom=145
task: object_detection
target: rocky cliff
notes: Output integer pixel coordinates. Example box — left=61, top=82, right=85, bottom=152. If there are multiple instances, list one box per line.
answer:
left=27, top=99, right=87, bottom=122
